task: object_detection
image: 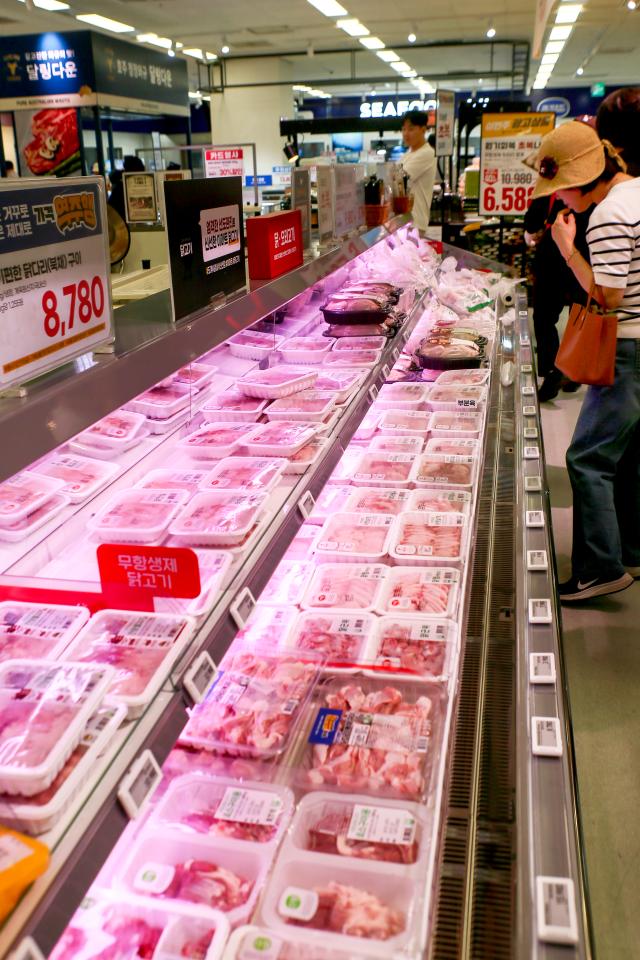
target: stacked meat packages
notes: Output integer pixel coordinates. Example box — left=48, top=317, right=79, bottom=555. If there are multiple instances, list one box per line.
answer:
left=2, top=230, right=502, bottom=960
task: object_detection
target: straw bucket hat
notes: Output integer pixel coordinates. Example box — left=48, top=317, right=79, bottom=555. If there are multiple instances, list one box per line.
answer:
left=529, top=121, right=607, bottom=199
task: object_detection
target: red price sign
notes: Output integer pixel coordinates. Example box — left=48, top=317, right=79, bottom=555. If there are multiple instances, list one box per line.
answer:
left=42, top=275, right=105, bottom=339
left=246, top=209, right=303, bottom=280
left=479, top=112, right=555, bottom=217
left=97, top=544, right=201, bottom=600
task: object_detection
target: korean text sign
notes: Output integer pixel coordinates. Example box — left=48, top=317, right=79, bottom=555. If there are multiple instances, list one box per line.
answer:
left=97, top=544, right=201, bottom=598
left=205, top=148, right=244, bottom=180
left=0, top=177, right=112, bottom=388
left=479, top=112, right=555, bottom=216
left=435, top=89, right=455, bottom=158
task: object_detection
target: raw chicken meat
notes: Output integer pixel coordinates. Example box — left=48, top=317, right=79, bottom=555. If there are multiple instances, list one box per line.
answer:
left=409, top=490, right=471, bottom=514
left=182, top=423, right=254, bottom=457
left=79, top=411, right=146, bottom=445
left=315, top=513, right=395, bottom=559
left=414, top=457, right=474, bottom=487
left=345, top=488, right=410, bottom=516
left=373, top=618, right=449, bottom=678
left=353, top=454, right=414, bottom=485
left=181, top=650, right=319, bottom=758
left=178, top=809, right=278, bottom=842
left=307, top=805, right=418, bottom=864
left=368, top=435, right=423, bottom=455
left=89, top=489, right=188, bottom=543
left=436, top=369, right=489, bottom=385
left=137, top=469, right=209, bottom=493
left=31, top=454, right=118, bottom=502
left=285, top=881, right=405, bottom=940
left=392, top=513, right=464, bottom=561
left=153, top=858, right=253, bottom=911
left=243, top=421, right=318, bottom=455
left=290, top=612, right=375, bottom=662
left=313, top=370, right=363, bottom=395
left=0, top=471, right=64, bottom=524
left=378, top=410, right=430, bottom=435
left=429, top=412, right=482, bottom=436
left=306, top=682, right=434, bottom=798
left=169, top=491, right=267, bottom=545
left=380, top=568, right=460, bottom=616
left=261, top=560, right=311, bottom=606
left=0, top=602, right=88, bottom=662
left=324, top=351, right=381, bottom=367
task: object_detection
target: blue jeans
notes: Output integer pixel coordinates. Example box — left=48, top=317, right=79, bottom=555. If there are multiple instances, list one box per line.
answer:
left=566, top=338, right=640, bottom=580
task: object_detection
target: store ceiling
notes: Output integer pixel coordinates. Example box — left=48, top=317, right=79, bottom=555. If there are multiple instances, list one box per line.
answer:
left=0, top=0, right=638, bottom=91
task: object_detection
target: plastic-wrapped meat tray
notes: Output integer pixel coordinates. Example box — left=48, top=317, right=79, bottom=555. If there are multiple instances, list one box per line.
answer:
left=0, top=703, right=125, bottom=835
left=260, top=560, right=311, bottom=607
left=0, top=492, right=69, bottom=542
left=243, top=421, right=318, bottom=457
left=229, top=329, right=285, bottom=361
left=238, top=368, right=318, bottom=400
left=200, top=457, right=286, bottom=494
left=352, top=412, right=379, bottom=442
left=390, top=511, right=466, bottom=565
left=314, top=512, right=395, bottom=562
left=30, top=454, right=119, bottom=504
left=88, top=489, right=189, bottom=544
left=0, top=659, right=114, bottom=796
left=352, top=453, right=415, bottom=487
left=63, top=611, right=195, bottom=718
left=126, top=383, right=191, bottom=420
left=180, top=646, right=321, bottom=761
left=378, top=410, right=431, bottom=437
left=427, top=385, right=487, bottom=412
left=414, top=454, right=475, bottom=489
left=284, top=437, right=327, bottom=475
left=169, top=490, right=268, bottom=546
left=435, top=368, right=490, bottom=386
left=149, top=774, right=294, bottom=847
left=429, top=411, right=483, bottom=438
left=368, top=434, right=424, bottom=455
left=280, top=337, right=335, bottom=365
left=344, top=487, right=410, bottom=516
left=377, top=567, right=460, bottom=618
left=320, top=300, right=392, bottom=327
left=376, top=383, right=430, bottom=409
left=49, top=889, right=230, bottom=960
left=234, top=605, right=299, bottom=647
left=72, top=410, right=147, bottom=449
left=136, top=468, right=210, bottom=493
left=425, top=438, right=479, bottom=457
left=286, top=612, right=376, bottom=670
left=333, top=336, right=387, bottom=353
left=313, top=369, right=364, bottom=402
left=266, top=392, right=336, bottom=423
left=301, top=564, right=388, bottom=613
left=324, top=350, right=382, bottom=368
left=180, top=422, right=256, bottom=460
left=155, top=549, right=233, bottom=619
left=0, top=601, right=90, bottom=662
left=299, top=675, right=447, bottom=803
left=408, top=488, right=472, bottom=515
left=225, top=925, right=378, bottom=959
left=171, top=362, right=217, bottom=392
left=308, top=485, right=352, bottom=526
left=366, top=617, right=457, bottom=682
left=0, top=472, right=65, bottom=525
left=202, top=391, right=267, bottom=423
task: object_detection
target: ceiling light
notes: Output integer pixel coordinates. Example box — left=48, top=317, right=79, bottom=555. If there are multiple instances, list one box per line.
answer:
left=360, top=36, right=385, bottom=49
left=486, top=25, right=496, bottom=38
left=390, top=60, right=411, bottom=72
left=205, top=52, right=218, bottom=60
left=175, top=42, right=184, bottom=49
left=337, top=18, right=369, bottom=36
left=183, top=48, right=204, bottom=58
left=292, top=84, right=312, bottom=91
left=555, top=3, right=582, bottom=22
left=306, top=0, right=348, bottom=16
left=283, top=142, right=299, bottom=163
left=541, top=53, right=559, bottom=64
left=533, top=78, right=548, bottom=89
left=549, top=25, right=573, bottom=39
left=17, top=0, right=69, bottom=9
left=377, top=49, right=400, bottom=62
left=576, top=66, right=584, bottom=74
left=76, top=13, right=134, bottom=32
left=168, top=50, right=175, bottom=57
left=136, top=33, right=173, bottom=49
left=221, top=44, right=230, bottom=54
left=545, top=40, right=566, bottom=53
left=402, top=70, right=418, bottom=77
left=628, top=0, right=637, bottom=8
left=408, top=32, right=417, bottom=42
left=188, top=91, right=201, bottom=99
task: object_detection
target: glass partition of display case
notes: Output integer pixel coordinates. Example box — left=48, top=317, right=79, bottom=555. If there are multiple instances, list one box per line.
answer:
left=0, top=222, right=592, bottom=960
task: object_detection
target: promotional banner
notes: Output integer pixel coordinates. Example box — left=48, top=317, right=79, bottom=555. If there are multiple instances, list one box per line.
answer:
left=124, top=172, right=158, bottom=223
left=205, top=148, right=244, bottom=179
left=316, top=166, right=335, bottom=244
left=292, top=168, right=312, bottom=250
left=0, top=177, right=112, bottom=388
left=479, top=112, right=555, bottom=216
left=90, top=32, right=189, bottom=115
left=164, top=177, right=246, bottom=323
left=14, top=108, right=81, bottom=177
left=333, top=165, right=363, bottom=238
left=435, top=89, right=455, bottom=158
left=246, top=209, right=303, bottom=281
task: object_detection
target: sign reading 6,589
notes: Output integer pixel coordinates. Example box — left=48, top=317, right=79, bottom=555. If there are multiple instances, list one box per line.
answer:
left=0, top=177, right=112, bottom=389
left=479, top=112, right=556, bottom=217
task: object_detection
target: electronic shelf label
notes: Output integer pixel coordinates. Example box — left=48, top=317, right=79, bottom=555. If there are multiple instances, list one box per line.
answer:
left=531, top=717, right=563, bottom=756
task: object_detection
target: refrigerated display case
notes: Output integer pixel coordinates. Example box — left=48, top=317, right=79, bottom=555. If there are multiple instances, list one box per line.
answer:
left=0, top=220, right=591, bottom=960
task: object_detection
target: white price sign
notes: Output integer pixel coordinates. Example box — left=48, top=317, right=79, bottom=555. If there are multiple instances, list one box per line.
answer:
left=333, top=165, right=363, bottom=238
left=435, top=89, right=455, bottom=157
left=479, top=112, right=555, bottom=216
left=0, top=177, right=112, bottom=389
left=316, top=165, right=335, bottom=243
left=205, top=147, right=244, bottom=180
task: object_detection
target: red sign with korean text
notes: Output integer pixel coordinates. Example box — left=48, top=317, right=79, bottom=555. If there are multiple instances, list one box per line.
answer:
left=246, top=209, right=303, bottom=281
left=97, top=544, right=201, bottom=599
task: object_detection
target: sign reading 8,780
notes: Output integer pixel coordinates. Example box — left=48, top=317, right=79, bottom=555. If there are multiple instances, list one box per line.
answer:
left=0, top=177, right=112, bottom=389
left=479, top=112, right=556, bottom=217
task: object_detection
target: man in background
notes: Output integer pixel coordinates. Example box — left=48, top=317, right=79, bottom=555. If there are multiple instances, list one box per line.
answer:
left=401, top=110, right=436, bottom=236
left=2, top=160, right=17, bottom=178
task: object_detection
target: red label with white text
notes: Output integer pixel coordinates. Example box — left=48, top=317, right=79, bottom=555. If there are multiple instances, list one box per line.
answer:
left=97, top=544, right=201, bottom=599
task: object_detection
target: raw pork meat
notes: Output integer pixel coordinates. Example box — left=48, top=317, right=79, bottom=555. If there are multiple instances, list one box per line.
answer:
left=289, top=612, right=374, bottom=661
left=368, top=435, right=424, bottom=455
left=90, top=489, right=187, bottom=542
left=426, top=439, right=478, bottom=456
left=409, top=491, right=470, bottom=514
left=286, top=881, right=405, bottom=940
left=203, top=391, right=266, bottom=419
left=179, top=809, right=277, bottom=842
left=353, top=454, right=414, bottom=485
left=393, top=514, right=463, bottom=560
left=302, top=566, right=387, bottom=612
left=157, top=859, right=252, bottom=910
left=308, top=808, right=418, bottom=864
left=315, top=513, right=395, bottom=559
left=324, top=351, right=381, bottom=367
left=374, top=618, right=448, bottom=677
left=345, top=488, right=409, bottom=516
left=428, top=385, right=485, bottom=407
left=244, top=421, right=318, bottom=453
left=436, top=369, right=489, bottom=385
left=380, top=568, right=459, bottom=616
left=51, top=915, right=162, bottom=960
left=429, top=412, right=482, bottom=435
left=137, top=469, right=209, bottom=493
left=415, top=457, right=473, bottom=487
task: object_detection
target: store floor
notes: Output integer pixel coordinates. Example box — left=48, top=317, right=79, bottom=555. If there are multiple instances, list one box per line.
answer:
left=541, top=391, right=640, bottom=959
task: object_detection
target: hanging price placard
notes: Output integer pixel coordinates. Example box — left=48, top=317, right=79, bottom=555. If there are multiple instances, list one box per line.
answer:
left=479, top=112, right=555, bottom=216
left=0, top=176, right=112, bottom=389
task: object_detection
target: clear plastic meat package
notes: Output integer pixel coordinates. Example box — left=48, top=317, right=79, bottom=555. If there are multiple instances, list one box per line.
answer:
left=428, top=411, right=483, bottom=438
left=180, top=422, right=257, bottom=460
left=435, top=367, right=490, bottom=386
left=425, top=438, right=480, bottom=458
left=126, top=382, right=191, bottom=420
left=154, top=549, right=233, bottom=619
left=202, top=391, right=268, bottom=423
left=344, top=487, right=411, bottom=516
left=0, top=493, right=69, bottom=543
left=376, top=566, right=461, bottom=619
left=408, top=488, right=472, bottom=515
left=413, top=454, right=475, bottom=490
left=0, top=472, right=65, bottom=526
left=314, top=512, right=396, bottom=562
left=283, top=437, right=328, bottom=475
left=242, top=421, right=319, bottom=458
left=307, top=485, right=352, bottom=526
left=427, top=385, right=487, bottom=412
left=286, top=611, right=377, bottom=670
left=260, top=560, right=312, bottom=607
left=88, top=488, right=189, bottom=544
left=238, top=368, right=318, bottom=400
left=136, top=468, right=210, bottom=494
left=376, top=383, right=431, bottom=409
left=352, top=453, right=416, bottom=488
left=63, top=611, right=195, bottom=719
left=70, top=411, right=148, bottom=454
left=266, top=392, right=336, bottom=423
left=0, top=601, right=90, bottom=662
left=378, top=409, right=431, bottom=437
left=229, top=329, right=285, bottom=361
left=201, top=457, right=286, bottom=494
left=301, top=564, right=388, bottom=613
left=225, top=925, right=380, bottom=960
left=390, top=511, right=466, bottom=565
left=30, top=454, right=119, bottom=504
left=280, top=337, right=335, bottom=365
left=367, top=434, right=424, bottom=455
left=366, top=617, right=458, bottom=682
left=169, top=490, right=268, bottom=547
left=172, top=361, right=218, bottom=392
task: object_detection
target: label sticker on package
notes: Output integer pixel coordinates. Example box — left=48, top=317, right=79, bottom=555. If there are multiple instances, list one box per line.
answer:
left=348, top=803, right=417, bottom=846
left=532, top=716, right=562, bottom=756
left=529, top=653, right=556, bottom=685
left=212, top=671, right=251, bottom=705
left=216, top=787, right=283, bottom=826
left=536, top=876, right=579, bottom=945
left=0, top=607, right=78, bottom=639
left=239, top=933, right=284, bottom=960
left=134, top=862, right=175, bottom=895
left=279, top=887, right=319, bottom=921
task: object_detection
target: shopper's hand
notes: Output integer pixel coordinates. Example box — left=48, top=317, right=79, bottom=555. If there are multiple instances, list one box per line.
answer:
left=524, top=229, right=544, bottom=248
left=551, top=209, right=577, bottom=260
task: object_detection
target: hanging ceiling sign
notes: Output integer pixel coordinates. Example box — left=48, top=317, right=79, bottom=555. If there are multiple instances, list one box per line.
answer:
left=435, top=89, right=455, bottom=157
left=359, top=98, right=437, bottom=120
left=479, top=112, right=555, bottom=216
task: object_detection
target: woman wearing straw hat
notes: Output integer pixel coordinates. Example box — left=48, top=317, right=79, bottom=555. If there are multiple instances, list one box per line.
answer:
left=532, top=120, right=640, bottom=602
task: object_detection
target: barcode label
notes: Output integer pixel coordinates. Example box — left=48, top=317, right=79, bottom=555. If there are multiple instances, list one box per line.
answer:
left=532, top=717, right=562, bottom=756
left=530, top=652, right=556, bottom=684
left=347, top=803, right=417, bottom=846
left=526, top=510, right=544, bottom=528
left=529, top=598, right=552, bottom=623
left=525, top=475, right=542, bottom=492
left=536, top=876, right=578, bottom=944
left=527, top=549, right=548, bottom=571
left=281, top=698, right=299, bottom=715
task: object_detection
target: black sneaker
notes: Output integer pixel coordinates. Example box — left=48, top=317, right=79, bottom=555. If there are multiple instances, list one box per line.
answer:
left=561, top=377, right=581, bottom=393
left=558, top=572, right=634, bottom=602
left=537, top=370, right=562, bottom=402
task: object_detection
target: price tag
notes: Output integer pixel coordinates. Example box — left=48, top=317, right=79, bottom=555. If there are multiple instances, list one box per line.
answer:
left=238, top=932, right=284, bottom=960
left=11, top=938, right=45, bottom=960
left=529, top=598, right=552, bottom=623
left=368, top=384, right=379, bottom=403
left=536, top=876, right=579, bottom=945
left=530, top=652, right=556, bottom=684
left=521, top=385, right=535, bottom=397
left=230, top=586, right=256, bottom=629
left=521, top=363, right=533, bottom=373
left=527, top=549, right=548, bottom=571
left=521, top=333, right=531, bottom=346
left=526, top=510, right=544, bottom=529
left=183, top=651, right=217, bottom=703
left=524, top=426, right=539, bottom=440
left=118, top=749, right=162, bottom=819
left=392, top=347, right=400, bottom=362
left=382, top=364, right=391, bottom=380
left=525, top=475, right=542, bottom=492
left=531, top=716, right=563, bottom=756
left=523, top=405, right=537, bottom=416
left=297, top=490, right=316, bottom=520
left=524, top=446, right=540, bottom=459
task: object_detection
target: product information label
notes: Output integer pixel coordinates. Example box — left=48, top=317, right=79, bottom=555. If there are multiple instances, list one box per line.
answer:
left=216, top=787, right=283, bottom=826
left=200, top=204, right=241, bottom=262
left=479, top=112, right=555, bottom=215
left=239, top=932, right=284, bottom=960
left=205, top=147, right=244, bottom=180
left=348, top=803, right=417, bottom=845
left=123, top=172, right=157, bottom=224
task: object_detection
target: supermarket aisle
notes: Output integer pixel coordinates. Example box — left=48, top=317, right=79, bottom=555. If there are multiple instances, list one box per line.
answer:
left=541, top=392, right=640, bottom=960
